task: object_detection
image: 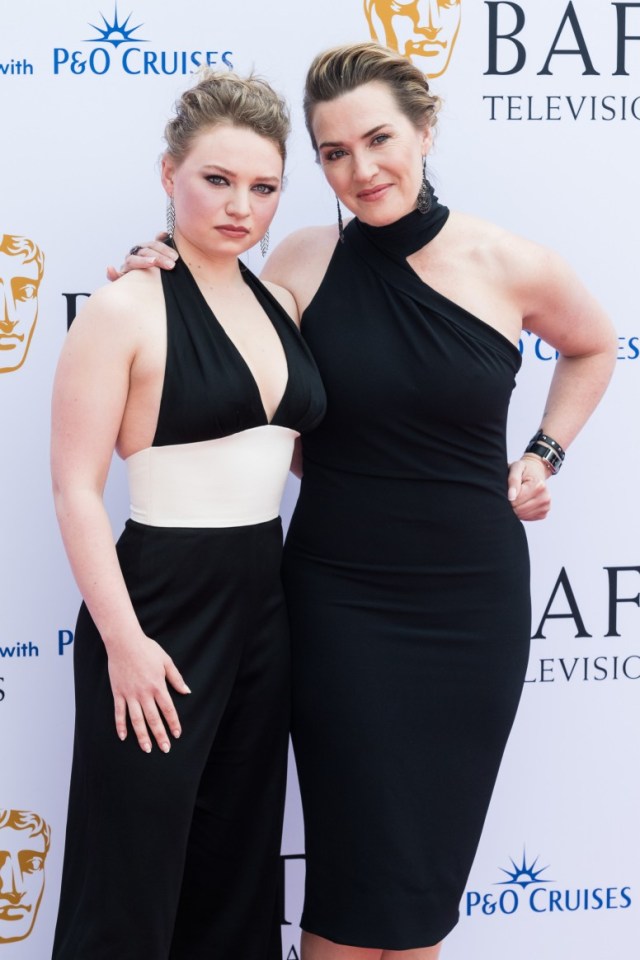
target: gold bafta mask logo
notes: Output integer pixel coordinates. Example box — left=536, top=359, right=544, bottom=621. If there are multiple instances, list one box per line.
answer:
left=364, top=0, right=462, bottom=78
left=0, top=235, right=45, bottom=374
left=0, top=810, right=51, bottom=944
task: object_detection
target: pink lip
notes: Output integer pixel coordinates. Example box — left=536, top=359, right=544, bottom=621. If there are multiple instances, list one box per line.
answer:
left=357, top=184, right=392, bottom=202
left=216, top=225, right=250, bottom=236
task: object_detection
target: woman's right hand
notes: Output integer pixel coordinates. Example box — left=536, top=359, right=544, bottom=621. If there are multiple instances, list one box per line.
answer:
left=107, top=632, right=191, bottom=753
left=106, top=234, right=178, bottom=281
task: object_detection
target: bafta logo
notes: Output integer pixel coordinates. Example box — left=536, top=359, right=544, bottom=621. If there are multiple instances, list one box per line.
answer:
left=364, top=0, right=462, bottom=78
left=0, top=234, right=45, bottom=374
left=0, top=810, right=51, bottom=944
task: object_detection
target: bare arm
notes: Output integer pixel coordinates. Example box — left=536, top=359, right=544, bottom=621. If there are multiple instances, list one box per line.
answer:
left=507, top=243, right=617, bottom=519
left=51, top=282, right=189, bottom=751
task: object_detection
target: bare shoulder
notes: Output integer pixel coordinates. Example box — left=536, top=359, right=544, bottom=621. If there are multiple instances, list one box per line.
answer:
left=70, top=268, right=163, bottom=337
left=261, top=280, right=300, bottom=327
left=261, top=224, right=339, bottom=314
left=451, top=210, right=563, bottom=271
left=442, top=210, right=575, bottom=295
left=447, top=212, right=612, bottom=351
left=266, top=224, right=338, bottom=267
left=442, top=211, right=521, bottom=269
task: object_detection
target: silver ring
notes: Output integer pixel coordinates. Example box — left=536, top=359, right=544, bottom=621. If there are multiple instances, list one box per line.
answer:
left=129, top=245, right=142, bottom=256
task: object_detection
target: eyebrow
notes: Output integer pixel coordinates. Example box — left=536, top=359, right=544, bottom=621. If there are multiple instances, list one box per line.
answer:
left=201, top=164, right=280, bottom=184
left=318, top=124, right=389, bottom=150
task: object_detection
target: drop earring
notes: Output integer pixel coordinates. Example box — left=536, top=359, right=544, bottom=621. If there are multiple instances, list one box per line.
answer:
left=336, top=195, right=345, bottom=243
left=260, top=229, right=270, bottom=257
left=166, top=195, right=176, bottom=238
left=416, top=157, right=432, bottom=215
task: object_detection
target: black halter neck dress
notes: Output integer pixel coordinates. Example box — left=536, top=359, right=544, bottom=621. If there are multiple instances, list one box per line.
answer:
left=282, top=197, right=531, bottom=949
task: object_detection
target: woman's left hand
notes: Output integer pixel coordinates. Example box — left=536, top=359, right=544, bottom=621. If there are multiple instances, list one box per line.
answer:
left=507, top=456, right=552, bottom=521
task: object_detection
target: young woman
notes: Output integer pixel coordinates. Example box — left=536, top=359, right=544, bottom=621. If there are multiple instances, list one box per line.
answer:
left=51, top=71, right=325, bottom=960
left=115, top=43, right=616, bottom=960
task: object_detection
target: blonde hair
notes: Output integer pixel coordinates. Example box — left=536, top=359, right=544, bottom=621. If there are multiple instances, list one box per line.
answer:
left=303, top=42, right=442, bottom=152
left=164, top=69, right=290, bottom=167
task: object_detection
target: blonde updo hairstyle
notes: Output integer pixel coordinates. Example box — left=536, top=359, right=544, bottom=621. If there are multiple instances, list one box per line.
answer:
left=303, top=42, right=441, bottom=155
left=164, top=69, right=290, bottom=168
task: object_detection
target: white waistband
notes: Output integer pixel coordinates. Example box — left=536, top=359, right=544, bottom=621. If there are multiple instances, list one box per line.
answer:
left=126, top=425, right=298, bottom=528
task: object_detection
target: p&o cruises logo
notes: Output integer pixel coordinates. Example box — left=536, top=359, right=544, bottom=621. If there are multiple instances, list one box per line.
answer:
left=466, top=850, right=632, bottom=919
left=54, top=4, right=233, bottom=77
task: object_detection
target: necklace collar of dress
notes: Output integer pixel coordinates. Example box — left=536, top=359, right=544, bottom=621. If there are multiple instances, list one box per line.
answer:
left=353, top=188, right=450, bottom=261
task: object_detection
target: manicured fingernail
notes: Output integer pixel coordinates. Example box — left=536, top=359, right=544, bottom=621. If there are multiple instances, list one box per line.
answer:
left=173, top=729, right=181, bottom=738
left=161, top=743, right=171, bottom=754
left=144, top=743, right=152, bottom=754
left=118, top=732, right=126, bottom=741
left=184, top=686, right=192, bottom=694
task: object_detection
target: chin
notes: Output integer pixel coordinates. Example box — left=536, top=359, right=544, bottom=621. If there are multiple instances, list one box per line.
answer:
left=356, top=200, right=413, bottom=227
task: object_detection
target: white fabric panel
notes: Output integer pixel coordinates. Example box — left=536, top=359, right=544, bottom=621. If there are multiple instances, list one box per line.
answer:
left=127, top=426, right=298, bottom=527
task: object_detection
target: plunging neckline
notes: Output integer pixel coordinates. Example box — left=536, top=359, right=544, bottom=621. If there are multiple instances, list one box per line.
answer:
left=179, top=255, right=291, bottom=427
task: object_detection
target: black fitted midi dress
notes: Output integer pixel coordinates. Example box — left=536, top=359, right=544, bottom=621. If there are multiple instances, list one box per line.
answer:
left=282, top=198, right=531, bottom=950
left=53, top=255, right=325, bottom=960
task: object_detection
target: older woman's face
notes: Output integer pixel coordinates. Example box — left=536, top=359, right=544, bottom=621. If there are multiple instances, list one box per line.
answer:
left=364, top=0, right=462, bottom=79
left=312, top=81, right=431, bottom=228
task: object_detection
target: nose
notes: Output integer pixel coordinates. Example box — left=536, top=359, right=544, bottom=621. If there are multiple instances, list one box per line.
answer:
left=0, top=283, right=18, bottom=333
left=225, top=188, right=251, bottom=219
left=352, top=150, right=379, bottom=183
left=0, top=857, right=25, bottom=901
left=415, top=0, right=443, bottom=41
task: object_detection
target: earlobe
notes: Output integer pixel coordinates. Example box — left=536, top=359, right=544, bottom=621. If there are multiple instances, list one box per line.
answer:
left=160, top=156, right=175, bottom=195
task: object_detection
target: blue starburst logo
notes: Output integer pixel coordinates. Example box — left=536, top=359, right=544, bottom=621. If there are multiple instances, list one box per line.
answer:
left=496, top=850, right=553, bottom=888
left=86, top=4, right=147, bottom=47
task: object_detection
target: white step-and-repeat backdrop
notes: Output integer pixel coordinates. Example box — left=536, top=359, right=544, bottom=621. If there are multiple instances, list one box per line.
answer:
left=1, top=1, right=638, bottom=957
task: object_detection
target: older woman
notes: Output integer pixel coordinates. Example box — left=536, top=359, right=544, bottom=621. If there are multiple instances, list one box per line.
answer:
left=115, top=43, right=616, bottom=960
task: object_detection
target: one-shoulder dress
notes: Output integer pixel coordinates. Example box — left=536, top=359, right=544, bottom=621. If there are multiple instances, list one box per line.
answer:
left=53, top=254, right=325, bottom=960
left=282, top=198, right=531, bottom=950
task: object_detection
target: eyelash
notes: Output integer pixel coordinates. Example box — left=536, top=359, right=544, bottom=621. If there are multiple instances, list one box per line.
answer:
left=325, top=133, right=391, bottom=162
left=205, top=175, right=276, bottom=195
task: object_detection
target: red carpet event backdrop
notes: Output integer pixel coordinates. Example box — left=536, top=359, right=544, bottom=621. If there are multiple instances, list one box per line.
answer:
left=1, top=1, right=638, bottom=957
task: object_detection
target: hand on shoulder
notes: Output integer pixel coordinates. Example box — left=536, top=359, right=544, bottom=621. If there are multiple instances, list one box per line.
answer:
left=106, top=235, right=176, bottom=281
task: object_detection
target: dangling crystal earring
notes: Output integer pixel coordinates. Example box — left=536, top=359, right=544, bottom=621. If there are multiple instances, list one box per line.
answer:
left=336, top=195, right=345, bottom=243
left=260, top=229, right=270, bottom=258
left=416, top=157, right=431, bottom=215
left=166, top=195, right=176, bottom=238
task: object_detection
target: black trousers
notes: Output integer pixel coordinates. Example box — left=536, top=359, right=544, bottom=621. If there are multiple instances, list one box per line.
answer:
left=53, top=519, right=289, bottom=960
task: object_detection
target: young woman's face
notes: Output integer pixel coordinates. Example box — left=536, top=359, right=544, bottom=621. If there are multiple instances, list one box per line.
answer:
left=311, top=81, right=431, bottom=227
left=162, top=124, right=283, bottom=259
